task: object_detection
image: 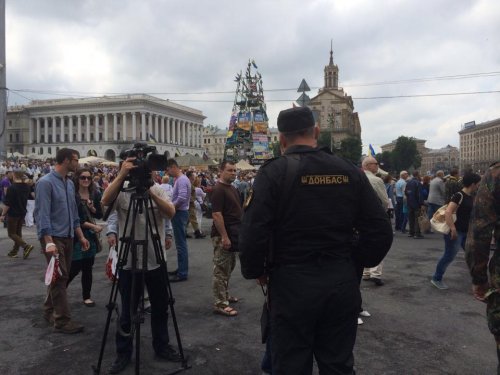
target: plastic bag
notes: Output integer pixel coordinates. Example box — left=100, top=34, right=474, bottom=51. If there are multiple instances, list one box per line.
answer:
left=45, top=254, right=62, bottom=286
left=105, top=246, right=119, bottom=281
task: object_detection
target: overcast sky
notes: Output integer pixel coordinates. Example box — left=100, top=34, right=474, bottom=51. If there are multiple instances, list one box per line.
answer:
left=6, top=0, right=500, bottom=153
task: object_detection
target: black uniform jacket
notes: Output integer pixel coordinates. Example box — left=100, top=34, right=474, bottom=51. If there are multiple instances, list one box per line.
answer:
left=239, top=145, right=393, bottom=279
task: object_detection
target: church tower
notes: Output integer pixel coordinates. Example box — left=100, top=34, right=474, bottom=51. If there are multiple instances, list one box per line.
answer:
left=323, top=41, right=339, bottom=90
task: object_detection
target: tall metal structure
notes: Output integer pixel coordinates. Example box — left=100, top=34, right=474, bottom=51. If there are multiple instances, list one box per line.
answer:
left=223, top=59, right=272, bottom=165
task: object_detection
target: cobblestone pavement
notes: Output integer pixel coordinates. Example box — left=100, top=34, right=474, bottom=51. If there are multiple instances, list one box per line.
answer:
left=0, top=220, right=496, bottom=374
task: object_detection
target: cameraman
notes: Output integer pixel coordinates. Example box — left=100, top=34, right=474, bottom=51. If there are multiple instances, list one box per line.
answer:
left=101, top=157, right=181, bottom=374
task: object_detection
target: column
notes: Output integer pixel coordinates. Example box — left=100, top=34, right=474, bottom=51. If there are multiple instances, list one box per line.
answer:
left=86, top=115, right=91, bottom=142
left=52, top=117, right=57, bottom=144
left=104, top=114, right=108, bottom=142
left=166, top=117, right=170, bottom=143
left=77, top=116, right=82, bottom=142
left=122, top=113, right=127, bottom=141
left=132, top=112, right=137, bottom=140
left=148, top=113, right=153, bottom=141
left=113, top=113, right=118, bottom=141
left=28, top=119, right=33, bottom=144
left=154, top=114, right=159, bottom=142
left=161, top=116, right=165, bottom=143
left=182, top=121, right=186, bottom=146
left=36, top=118, right=41, bottom=143
left=175, top=120, right=181, bottom=144
left=141, top=112, right=146, bottom=141
left=69, top=116, right=73, bottom=143
left=44, top=117, right=49, bottom=143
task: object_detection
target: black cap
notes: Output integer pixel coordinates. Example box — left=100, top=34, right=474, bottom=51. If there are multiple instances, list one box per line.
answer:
left=277, top=107, right=315, bottom=133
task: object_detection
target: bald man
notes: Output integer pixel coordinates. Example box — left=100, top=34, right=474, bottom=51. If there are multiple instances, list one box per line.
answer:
left=362, top=156, right=389, bottom=286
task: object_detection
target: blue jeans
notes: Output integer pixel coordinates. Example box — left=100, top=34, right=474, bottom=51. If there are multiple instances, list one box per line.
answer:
left=433, top=231, right=467, bottom=281
left=395, top=197, right=404, bottom=230
left=172, top=210, right=189, bottom=279
left=427, top=203, right=441, bottom=220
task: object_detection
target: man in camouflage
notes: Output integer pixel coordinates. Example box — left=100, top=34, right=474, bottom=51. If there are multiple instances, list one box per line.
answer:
left=465, top=161, right=500, bottom=373
left=445, top=168, right=461, bottom=203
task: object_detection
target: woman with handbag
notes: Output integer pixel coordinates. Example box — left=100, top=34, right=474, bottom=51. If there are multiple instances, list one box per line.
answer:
left=67, top=168, right=103, bottom=307
left=430, top=172, right=481, bottom=290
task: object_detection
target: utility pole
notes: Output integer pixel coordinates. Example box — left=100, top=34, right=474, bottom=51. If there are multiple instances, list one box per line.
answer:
left=0, top=0, right=6, bottom=160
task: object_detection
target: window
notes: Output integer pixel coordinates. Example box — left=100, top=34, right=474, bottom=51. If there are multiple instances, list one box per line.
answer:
left=32, top=147, right=35, bottom=153
left=73, top=134, right=77, bottom=141
left=56, top=135, right=60, bottom=142
left=65, top=134, right=69, bottom=142
left=9, top=134, right=12, bottom=142
left=48, top=147, right=52, bottom=154
left=90, top=133, right=94, bottom=141
left=117, top=132, right=121, bottom=140
left=99, top=133, right=103, bottom=141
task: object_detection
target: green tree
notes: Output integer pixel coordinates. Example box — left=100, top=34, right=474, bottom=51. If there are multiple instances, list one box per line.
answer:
left=317, top=131, right=332, bottom=150
left=392, top=136, right=421, bottom=171
left=270, top=141, right=281, bottom=157
left=375, top=151, right=394, bottom=173
left=338, top=136, right=362, bottom=163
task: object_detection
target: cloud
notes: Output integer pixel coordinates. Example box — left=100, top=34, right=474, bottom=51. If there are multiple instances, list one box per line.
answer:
left=5, top=0, right=500, bottom=152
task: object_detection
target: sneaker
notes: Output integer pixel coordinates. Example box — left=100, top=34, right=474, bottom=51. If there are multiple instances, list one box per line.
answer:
left=54, top=320, right=84, bottom=334
left=7, top=250, right=18, bottom=258
left=156, top=344, right=182, bottom=362
left=359, top=310, right=371, bottom=317
left=414, top=234, right=424, bottom=239
left=357, top=318, right=364, bottom=325
left=430, top=279, right=448, bottom=290
left=23, top=244, right=34, bottom=259
left=109, top=354, right=131, bottom=374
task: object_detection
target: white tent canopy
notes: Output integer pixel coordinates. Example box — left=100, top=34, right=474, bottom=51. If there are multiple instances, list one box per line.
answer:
left=235, top=160, right=255, bottom=171
left=79, top=156, right=108, bottom=165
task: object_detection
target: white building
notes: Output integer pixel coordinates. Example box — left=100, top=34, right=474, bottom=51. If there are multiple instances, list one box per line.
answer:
left=6, top=94, right=206, bottom=160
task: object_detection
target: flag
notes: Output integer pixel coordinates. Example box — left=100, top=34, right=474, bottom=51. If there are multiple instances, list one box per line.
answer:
left=148, top=133, right=157, bottom=143
left=369, top=144, right=376, bottom=156
left=203, top=152, right=209, bottom=161
left=251, top=59, right=258, bottom=69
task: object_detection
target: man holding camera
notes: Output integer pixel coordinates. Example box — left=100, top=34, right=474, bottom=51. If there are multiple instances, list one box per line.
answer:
left=101, top=157, right=181, bottom=374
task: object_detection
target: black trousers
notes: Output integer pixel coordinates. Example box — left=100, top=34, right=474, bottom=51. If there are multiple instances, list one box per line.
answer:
left=269, top=260, right=360, bottom=375
left=116, top=267, right=170, bottom=358
left=67, top=257, right=95, bottom=300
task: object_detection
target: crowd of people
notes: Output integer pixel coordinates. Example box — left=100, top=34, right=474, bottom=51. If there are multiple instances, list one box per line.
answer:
left=0, top=110, right=498, bottom=374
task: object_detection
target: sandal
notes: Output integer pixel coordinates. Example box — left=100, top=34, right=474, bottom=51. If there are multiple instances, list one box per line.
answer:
left=213, top=305, right=238, bottom=317
left=228, top=296, right=239, bottom=303
left=83, top=299, right=95, bottom=307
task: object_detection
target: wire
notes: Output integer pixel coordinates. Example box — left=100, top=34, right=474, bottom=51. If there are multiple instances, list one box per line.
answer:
left=8, top=70, right=500, bottom=97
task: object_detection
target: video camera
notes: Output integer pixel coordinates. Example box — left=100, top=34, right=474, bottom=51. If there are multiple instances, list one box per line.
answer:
left=119, top=143, right=168, bottom=191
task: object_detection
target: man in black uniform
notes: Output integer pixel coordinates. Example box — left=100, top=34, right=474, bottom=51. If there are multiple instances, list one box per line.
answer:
left=239, top=107, right=393, bottom=375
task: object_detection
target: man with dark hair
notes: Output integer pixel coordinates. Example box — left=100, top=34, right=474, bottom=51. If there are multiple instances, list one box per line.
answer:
left=239, top=106, right=393, bottom=375
left=405, top=170, right=424, bottom=239
left=211, top=160, right=242, bottom=316
left=166, top=158, right=191, bottom=282
left=102, top=156, right=181, bottom=374
left=34, top=148, right=90, bottom=334
left=1, top=170, right=34, bottom=258
left=465, top=161, right=500, bottom=372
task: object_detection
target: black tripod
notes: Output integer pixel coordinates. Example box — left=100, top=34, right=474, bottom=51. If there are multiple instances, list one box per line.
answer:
left=93, top=189, right=190, bottom=375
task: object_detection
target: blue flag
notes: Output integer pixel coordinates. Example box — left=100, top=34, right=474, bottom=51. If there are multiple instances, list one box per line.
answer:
left=369, top=144, right=376, bottom=156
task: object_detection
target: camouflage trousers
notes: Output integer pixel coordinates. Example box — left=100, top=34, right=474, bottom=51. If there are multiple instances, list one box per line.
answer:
left=212, top=236, right=236, bottom=308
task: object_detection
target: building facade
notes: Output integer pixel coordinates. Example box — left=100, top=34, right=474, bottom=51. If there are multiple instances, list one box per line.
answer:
left=420, top=145, right=460, bottom=175
left=459, top=118, right=500, bottom=173
left=203, top=126, right=279, bottom=163
left=380, top=138, right=428, bottom=155
left=308, top=47, right=361, bottom=149
left=5, top=94, right=205, bottom=160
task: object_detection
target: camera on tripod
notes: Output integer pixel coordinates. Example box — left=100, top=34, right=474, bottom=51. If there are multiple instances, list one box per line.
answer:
left=119, top=143, right=168, bottom=190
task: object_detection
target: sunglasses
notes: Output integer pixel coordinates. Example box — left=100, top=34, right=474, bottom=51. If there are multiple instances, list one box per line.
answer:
left=79, top=176, right=92, bottom=181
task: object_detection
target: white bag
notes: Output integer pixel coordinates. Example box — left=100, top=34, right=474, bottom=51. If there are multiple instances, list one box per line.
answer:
left=105, top=246, right=119, bottom=281
left=45, top=255, right=62, bottom=286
